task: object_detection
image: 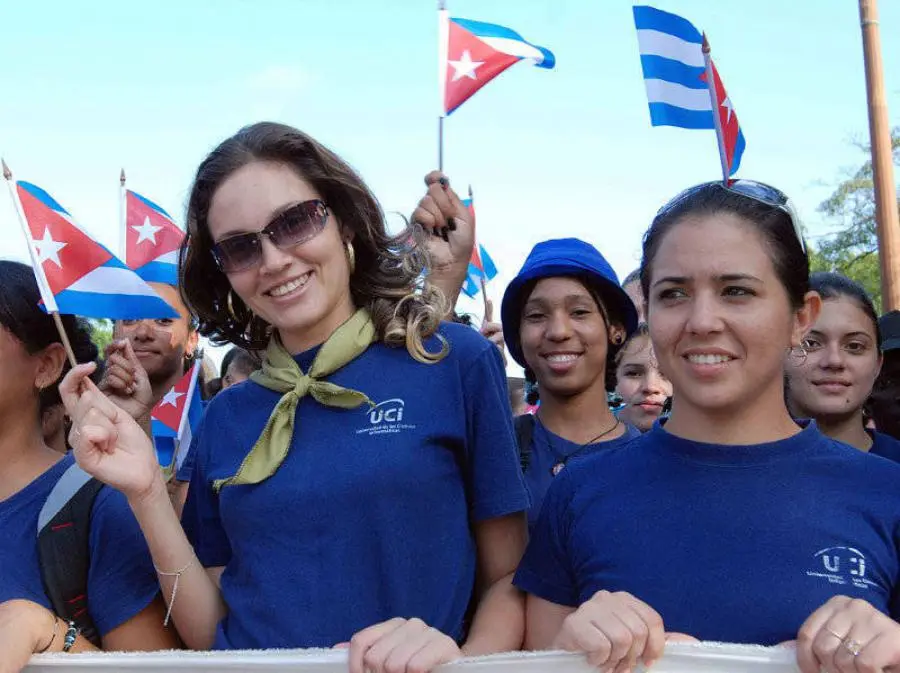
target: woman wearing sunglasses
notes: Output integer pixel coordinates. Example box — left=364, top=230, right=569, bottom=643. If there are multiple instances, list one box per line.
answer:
left=515, top=181, right=900, bottom=673
left=60, top=122, right=529, bottom=668
left=786, top=272, right=900, bottom=462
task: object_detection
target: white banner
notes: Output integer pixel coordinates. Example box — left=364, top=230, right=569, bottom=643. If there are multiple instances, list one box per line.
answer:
left=25, top=642, right=801, bottom=673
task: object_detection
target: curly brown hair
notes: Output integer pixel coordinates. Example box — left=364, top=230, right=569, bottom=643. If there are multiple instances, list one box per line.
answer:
left=179, top=122, right=447, bottom=363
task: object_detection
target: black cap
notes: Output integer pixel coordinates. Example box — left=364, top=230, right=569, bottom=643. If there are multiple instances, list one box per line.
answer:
left=879, top=310, right=900, bottom=351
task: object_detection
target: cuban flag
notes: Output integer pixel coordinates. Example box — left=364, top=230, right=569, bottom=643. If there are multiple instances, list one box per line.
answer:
left=459, top=196, right=498, bottom=298
left=440, top=9, right=555, bottom=116
left=633, top=6, right=745, bottom=176
left=15, top=181, right=178, bottom=319
left=125, top=189, right=184, bottom=285
left=151, top=363, right=203, bottom=472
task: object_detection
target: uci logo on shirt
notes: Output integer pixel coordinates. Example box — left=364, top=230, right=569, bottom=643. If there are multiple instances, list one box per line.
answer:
left=806, top=546, right=876, bottom=590
left=356, top=398, right=416, bottom=437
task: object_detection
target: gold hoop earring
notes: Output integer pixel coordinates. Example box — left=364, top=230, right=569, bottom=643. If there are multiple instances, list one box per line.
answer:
left=227, top=290, right=239, bottom=322
left=611, top=331, right=625, bottom=346
left=345, top=241, right=356, bottom=274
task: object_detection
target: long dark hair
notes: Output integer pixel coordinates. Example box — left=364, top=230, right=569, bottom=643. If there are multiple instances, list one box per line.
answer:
left=179, top=122, right=446, bottom=362
left=809, top=272, right=880, bottom=347
left=641, top=184, right=810, bottom=311
left=0, top=261, right=98, bottom=415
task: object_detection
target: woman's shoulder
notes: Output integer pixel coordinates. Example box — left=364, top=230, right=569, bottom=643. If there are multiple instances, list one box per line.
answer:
left=432, top=320, right=499, bottom=364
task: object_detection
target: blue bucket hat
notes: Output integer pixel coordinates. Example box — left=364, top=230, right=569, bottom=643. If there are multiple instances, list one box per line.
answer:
left=501, top=238, right=639, bottom=369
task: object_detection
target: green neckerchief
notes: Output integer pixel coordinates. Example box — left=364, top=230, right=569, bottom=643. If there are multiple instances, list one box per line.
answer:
left=212, top=309, right=376, bottom=492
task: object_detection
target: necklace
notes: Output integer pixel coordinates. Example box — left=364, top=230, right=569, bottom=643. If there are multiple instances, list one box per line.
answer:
left=540, top=417, right=622, bottom=476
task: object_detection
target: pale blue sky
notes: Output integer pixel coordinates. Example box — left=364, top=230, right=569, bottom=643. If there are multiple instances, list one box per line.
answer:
left=1, top=1, right=897, bottom=371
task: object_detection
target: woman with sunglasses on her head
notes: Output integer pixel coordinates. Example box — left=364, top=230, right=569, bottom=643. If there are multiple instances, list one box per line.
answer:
left=498, top=238, right=641, bottom=534
left=514, top=181, right=900, bottom=673
left=0, top=261, right=179, bottom=672
left=59, top=122, right=529, bottom=668
left=786, top=272, right=900, bottom=462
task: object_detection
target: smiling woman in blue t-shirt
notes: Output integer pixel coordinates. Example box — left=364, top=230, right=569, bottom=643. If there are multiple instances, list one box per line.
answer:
left=0, top=261, right=178, bottom=672
left=499, top=238, right=640, bottom=533
left=514, top=181, right=900, bottom=673
left=786, top=272, right=900, bottom=463
left=60, top=122, right=529, bottom=671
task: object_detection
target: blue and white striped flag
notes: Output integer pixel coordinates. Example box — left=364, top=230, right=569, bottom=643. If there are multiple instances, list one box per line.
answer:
left=633, top=5, right=747, bottom=175
left=633, top=6, right=715, bottom=129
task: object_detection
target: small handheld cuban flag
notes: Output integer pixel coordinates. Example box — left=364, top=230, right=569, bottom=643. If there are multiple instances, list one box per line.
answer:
left=125, top=189, right=185, bottom=285
left=13, top=180, right=178, bottom=320
left=151, top=363, right=203, bottom=473
left=459, top=193, right=498, bottom=299
left=633, top=6, right=746, bottom=177
left=462, top=243, right=498, bottom=299
left=439, top=5, right=555, bottom=115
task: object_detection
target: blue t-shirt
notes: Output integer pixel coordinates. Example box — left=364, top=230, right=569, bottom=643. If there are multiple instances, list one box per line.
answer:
left=0, top=454, right=160, bottom=636
left=514, top=422, right=900, bottom=645
left=869, top=430, right=900, bottom=463
left=182, top=322, right=529, bottom=650
left=525, top=419, right=640, bottom=532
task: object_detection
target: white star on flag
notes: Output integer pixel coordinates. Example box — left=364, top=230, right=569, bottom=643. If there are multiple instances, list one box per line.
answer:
left=720, top=96, right=734, bottom=123
left=449, top=50, right=484, bottom=82
left=160, top=390, right=185, bottom=407
left=33, top=228, right=67, bottom=268
left=132, top=216, right=163, bottom=245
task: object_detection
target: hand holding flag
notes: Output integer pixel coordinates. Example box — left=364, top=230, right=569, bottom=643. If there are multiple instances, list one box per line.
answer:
left=412, top=171, right=477, bottom=308
left=99, top=338, right=155, bottom=425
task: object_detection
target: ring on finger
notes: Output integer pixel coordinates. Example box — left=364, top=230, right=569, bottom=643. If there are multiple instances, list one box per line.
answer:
left=824, top=627, right=847, bottom=641
left=843, top=638, right=863, bottom=657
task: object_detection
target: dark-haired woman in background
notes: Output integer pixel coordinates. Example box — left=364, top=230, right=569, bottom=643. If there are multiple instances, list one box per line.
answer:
left=61, top=123, right=528, bottom=670
left=786, top=271, right=900, bottom=462
left=515, top=182, right=900, bottom=673
left=0, top=261, right=177, bottom=672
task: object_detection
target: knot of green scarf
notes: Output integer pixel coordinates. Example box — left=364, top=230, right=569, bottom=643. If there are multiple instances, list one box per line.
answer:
left=213, top=308, right=376, bottom=492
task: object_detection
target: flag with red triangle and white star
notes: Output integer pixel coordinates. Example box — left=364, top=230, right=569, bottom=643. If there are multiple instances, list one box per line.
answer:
left=439, top=11, right=555, bottom=116
left=125, top=189, right=185, bottom=285
left=14, top=181, right=177, bottom=319
left=151, top=362, right=203, bottom=471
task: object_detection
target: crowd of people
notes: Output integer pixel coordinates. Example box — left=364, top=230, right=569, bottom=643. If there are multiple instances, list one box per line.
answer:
left=0, top=121, right=898, bottom=673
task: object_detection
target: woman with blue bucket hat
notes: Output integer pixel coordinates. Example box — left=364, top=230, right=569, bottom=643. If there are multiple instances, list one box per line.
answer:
left=501, top=238, right=640, bottom=531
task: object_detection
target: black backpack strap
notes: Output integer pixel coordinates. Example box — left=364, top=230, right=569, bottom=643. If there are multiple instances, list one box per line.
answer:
left=38, top=463, right=104, bottom=646
left=514, top=414, right=537, bottom=473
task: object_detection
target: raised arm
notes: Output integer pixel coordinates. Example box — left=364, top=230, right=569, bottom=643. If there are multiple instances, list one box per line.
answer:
left=60, top=363, right=226, bottom=650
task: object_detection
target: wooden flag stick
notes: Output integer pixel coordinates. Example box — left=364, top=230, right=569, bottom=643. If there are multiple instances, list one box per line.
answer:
left=480, top=275, right=490, bottom=321
left=701, top=34, right=730, bottom=186
left=1, top=159, right=77, bottom=367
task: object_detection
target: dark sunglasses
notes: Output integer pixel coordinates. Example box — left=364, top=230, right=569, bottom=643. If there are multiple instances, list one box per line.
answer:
left=656, top=180, right=805, bottom=253
left=211, top=199, right=328, bottom=273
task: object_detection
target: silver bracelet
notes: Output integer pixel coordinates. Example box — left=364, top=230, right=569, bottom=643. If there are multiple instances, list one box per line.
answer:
left=36, top=615, right=59, bottom=654
left=153, top=558, right=196, bottom=626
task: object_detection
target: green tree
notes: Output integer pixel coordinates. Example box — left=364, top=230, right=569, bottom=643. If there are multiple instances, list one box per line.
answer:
left=88, top=318, right=114, bottom=355
left=809, top=128, right=899, bottom=313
